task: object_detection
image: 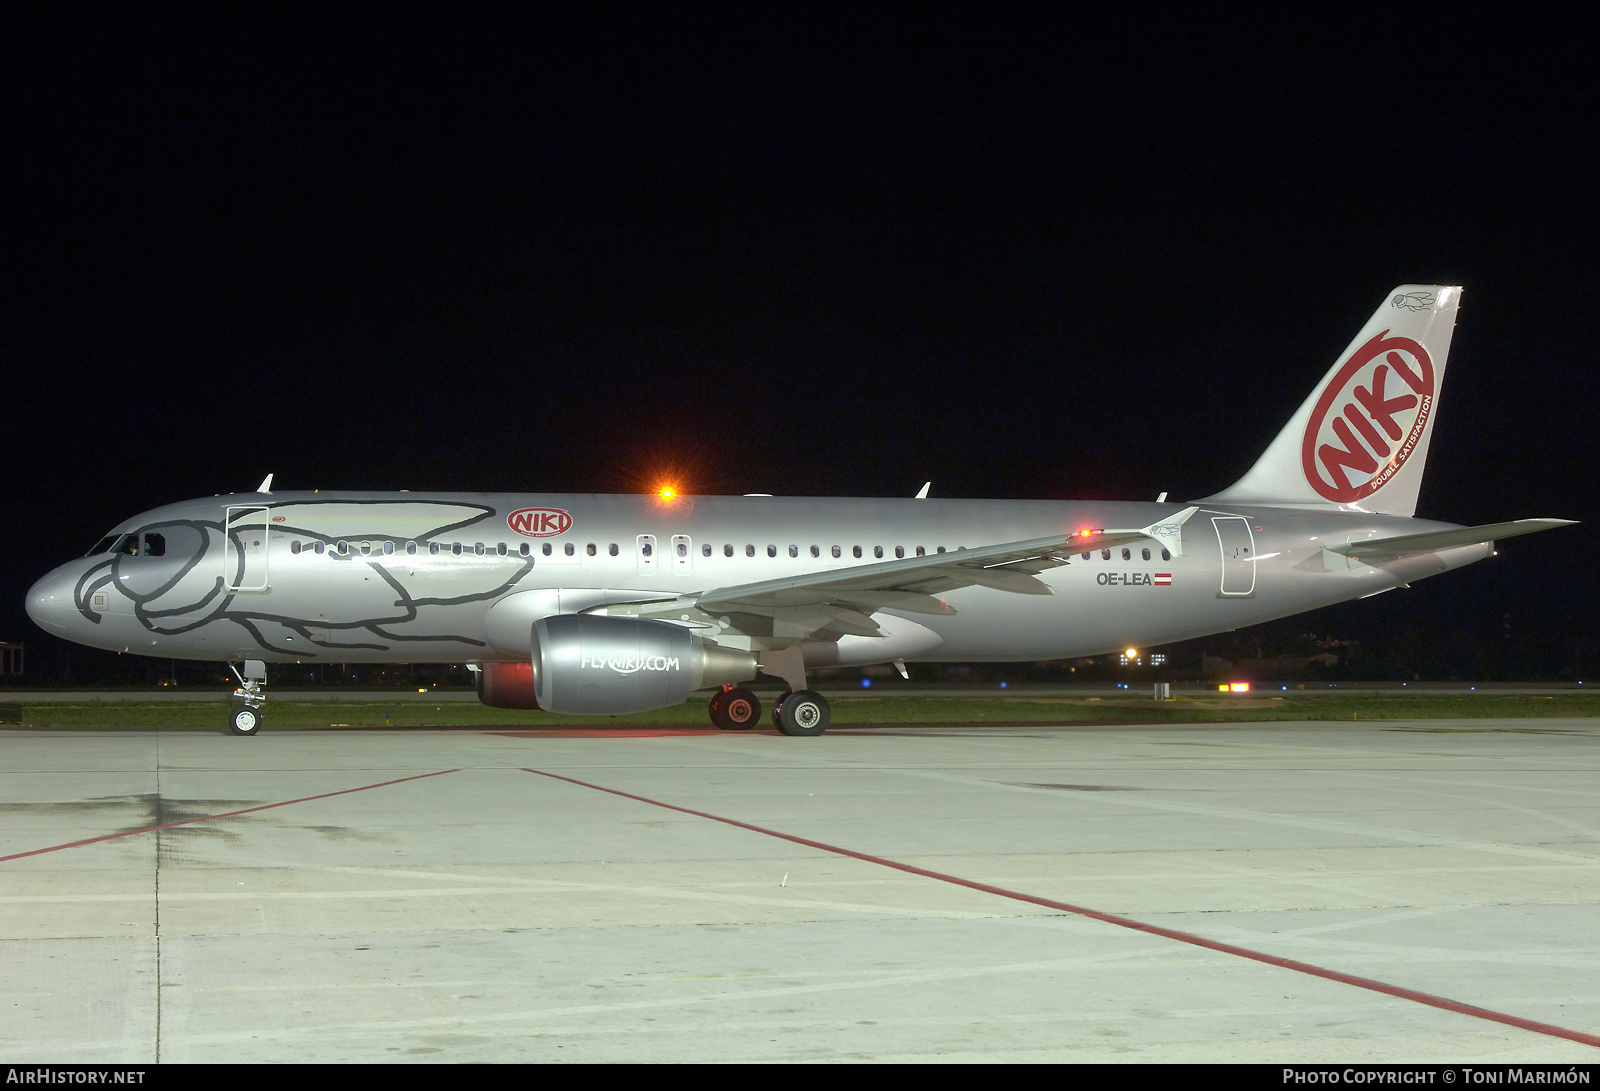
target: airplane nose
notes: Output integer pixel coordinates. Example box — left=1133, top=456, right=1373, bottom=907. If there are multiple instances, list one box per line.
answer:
left=26, top=567, right=78, bottom=634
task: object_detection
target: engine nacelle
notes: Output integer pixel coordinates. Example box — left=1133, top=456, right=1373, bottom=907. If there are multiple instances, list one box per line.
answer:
left=532, top=614, right=756, bottom=715
left=477, top=661, right=541, bottom=709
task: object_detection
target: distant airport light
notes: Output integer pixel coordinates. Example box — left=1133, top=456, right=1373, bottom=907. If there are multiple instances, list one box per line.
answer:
left=1125, top=648, right=1138, bottom=659
left=1230, top=682, right=1251, bottom=693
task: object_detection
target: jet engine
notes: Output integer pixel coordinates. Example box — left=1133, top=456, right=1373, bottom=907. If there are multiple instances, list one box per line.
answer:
left=530, top=614, right=757, bottom=715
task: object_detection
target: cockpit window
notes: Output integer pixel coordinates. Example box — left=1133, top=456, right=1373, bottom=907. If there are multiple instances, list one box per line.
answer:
left=113, top=534, right=139, bottom=556
left=141, top=533, right=165, bottom=557
left=86, top=535, right=120, bottom=556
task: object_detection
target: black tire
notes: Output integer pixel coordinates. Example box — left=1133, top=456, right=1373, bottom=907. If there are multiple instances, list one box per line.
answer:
left=710, top=688, right=763, bottom=730
left=723, top=688, right=760, bottom=729
left=229, top=703, right=262, bottom=736
left=776, top=690, right=829, bottom=736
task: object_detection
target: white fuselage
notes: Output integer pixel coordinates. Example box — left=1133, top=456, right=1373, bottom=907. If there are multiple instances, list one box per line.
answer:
left=25, top=491, right=1488, bottom=667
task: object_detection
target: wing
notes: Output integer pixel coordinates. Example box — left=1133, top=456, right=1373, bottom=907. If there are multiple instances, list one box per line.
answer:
left=1326, top=518, right=1576, bottom=564
left=595, top=508, right=1201, bottom=646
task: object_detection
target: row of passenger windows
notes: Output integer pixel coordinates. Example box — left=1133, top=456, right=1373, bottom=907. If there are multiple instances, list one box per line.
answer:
left=1088, top=547, right=1172, bottom=561
left=287, top=540, right=956, bottom=559
left=105, top=534, right=1174, bottom=565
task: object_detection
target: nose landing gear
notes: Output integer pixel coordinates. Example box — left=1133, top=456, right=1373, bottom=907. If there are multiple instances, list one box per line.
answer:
left=228, top=659, right=267, bottom=736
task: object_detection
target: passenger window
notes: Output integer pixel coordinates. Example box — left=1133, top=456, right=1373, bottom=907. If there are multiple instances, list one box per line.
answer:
left=500, top=542, right=509, bottom=556
left=640, top=542, right=652, bottom=557
left=809, top=545, right=820, bottom=558
left=767, top=545, right=776, bottom=557
left=852, top=546, right=862, bottom=558
left=677, top=542, right=688, bottom=557
left=543, top=542, right=553, bottom=556
left=291, top=541, right=301, bottom=555
left=428, top=542, right=439, bottom=555
left=338, top=541, right=349, bottom=555
left=788, top=545, right=798, bottom=558
left=915, top=546, right=926, bottom=557
left=1101, top=549, right=1110, bottom=560
left=723, top=544, right=733, bottom=557
left=1161, top=548, right=1171, bottom=561
left=359, top=542, right=371, bottom=556
left=1121, top=547, right=1130, bottom=560
left=520, top=543, right=530, bottom=557
left=407, top=541, right=418, bottom=556
left=609, top=543, right=618, bottom=557
left=1081, top=552, right=1091, bottom=560
left=475, top=542, right=486, bottom=556
left=831, top=545, right=841, bottom=558
left=895, top=546, right=905, bottom=559
left=746, top=545, right=755, bottom=557
left=452, top=542, right=463, bottom=556
left=1141, top=547, right=1151, bottom=561
left=315, top=541, right=326, bottom=555
left=384, top=541, right=395, bottom=556
left=873, top=546, right=883, bottom=559
left=564, top=542, right=575, bottom=557
left=936, top=546, right=945, bottom=554
left=702, top=544, right=712, bottom=558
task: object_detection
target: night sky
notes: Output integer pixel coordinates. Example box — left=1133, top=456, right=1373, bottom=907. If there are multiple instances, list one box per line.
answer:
left=3, top=9, right=1594, bottom=682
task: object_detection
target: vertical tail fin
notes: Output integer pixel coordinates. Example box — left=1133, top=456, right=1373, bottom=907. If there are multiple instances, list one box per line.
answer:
left=1204, top=285, right=1461, bottom=516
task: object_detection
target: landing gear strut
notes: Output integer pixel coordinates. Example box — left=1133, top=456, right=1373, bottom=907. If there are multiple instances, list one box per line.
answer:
left=708, top=685, right=762, bottom=730
left=228, top=659, right=267, bottom=736
left=757, top=647, right=832, bottom=736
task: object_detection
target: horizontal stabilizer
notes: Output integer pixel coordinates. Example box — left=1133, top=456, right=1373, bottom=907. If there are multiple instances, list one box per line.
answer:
left=1326, top=518, right=1576, bottom=564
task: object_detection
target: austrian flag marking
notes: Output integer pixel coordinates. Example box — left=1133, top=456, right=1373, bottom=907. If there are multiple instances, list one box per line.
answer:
left=1154, top=573, right=1172, bottom=586
left=507, top=507, right=573, bottom=537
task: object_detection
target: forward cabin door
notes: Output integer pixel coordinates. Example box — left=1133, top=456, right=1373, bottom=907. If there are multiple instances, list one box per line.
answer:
left=1212, top=516, right=1256, bottom=596
left=224, top=506, right=271, bottom=591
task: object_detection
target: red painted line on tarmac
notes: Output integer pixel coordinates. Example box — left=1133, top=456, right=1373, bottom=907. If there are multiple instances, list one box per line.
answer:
left=488, top=728, right=776, bottom=739
left=523, top=766, right=1600, bottom=1050
left=0, top=769, right=461, bottom=863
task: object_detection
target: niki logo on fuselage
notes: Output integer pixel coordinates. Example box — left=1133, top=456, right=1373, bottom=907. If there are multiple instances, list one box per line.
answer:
left=1301, top=330, right=1435, bottom=504
left=507, top=508, right=573, bottom=537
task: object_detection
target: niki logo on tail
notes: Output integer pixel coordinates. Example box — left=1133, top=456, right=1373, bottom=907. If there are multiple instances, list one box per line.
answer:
left=1300, top=331, right=1435, bottom=503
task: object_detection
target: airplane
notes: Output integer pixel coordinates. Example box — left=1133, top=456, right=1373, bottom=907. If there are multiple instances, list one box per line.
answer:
left=25, top=285, right=1575, bottom=736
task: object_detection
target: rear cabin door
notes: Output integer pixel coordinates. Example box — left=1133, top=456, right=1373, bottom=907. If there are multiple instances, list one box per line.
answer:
left=1212, top=516, right=1256, bottom=596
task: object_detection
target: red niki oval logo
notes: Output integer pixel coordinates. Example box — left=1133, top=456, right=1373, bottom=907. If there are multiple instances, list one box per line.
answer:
left=1301, top=330, right=1435, bottom=504
left=507, top=507, right=573, bottom=537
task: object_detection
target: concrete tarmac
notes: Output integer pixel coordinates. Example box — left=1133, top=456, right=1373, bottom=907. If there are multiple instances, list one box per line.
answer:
left=1, top=717, right=1597, bottom=1063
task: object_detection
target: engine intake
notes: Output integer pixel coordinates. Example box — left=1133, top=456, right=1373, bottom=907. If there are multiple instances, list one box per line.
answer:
left=531, top=614, right=756, bottom=715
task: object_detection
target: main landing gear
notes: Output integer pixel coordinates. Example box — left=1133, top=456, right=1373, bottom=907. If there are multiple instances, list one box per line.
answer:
left=709, top=685, right=762, bottom=730
left=771, top=689, right=831, bottom=737
left=228, top=659, right=267, bottom=736
left=706, top=684, right=832, bottom=735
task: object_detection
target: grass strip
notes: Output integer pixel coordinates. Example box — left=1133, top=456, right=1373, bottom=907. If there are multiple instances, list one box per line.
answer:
left=7, top=692, right=1599, bottom=729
